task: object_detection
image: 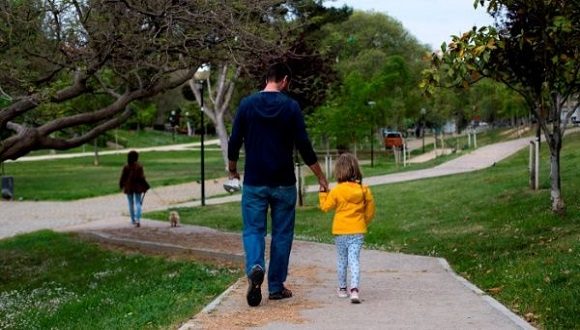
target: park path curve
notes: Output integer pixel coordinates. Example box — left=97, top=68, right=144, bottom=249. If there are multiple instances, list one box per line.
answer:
left=0, top=134, right=552, bottom=329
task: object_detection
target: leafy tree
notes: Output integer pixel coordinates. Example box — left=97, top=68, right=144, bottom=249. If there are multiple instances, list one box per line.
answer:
left=0, top=0, right=297, bottom=162
left=311, top=11, right=429, bottom=150
left=180, top=1, right=351, bottom=169
left=468, top=79, right=527, bottom=125
left=422, top=0, right=580, bottom=212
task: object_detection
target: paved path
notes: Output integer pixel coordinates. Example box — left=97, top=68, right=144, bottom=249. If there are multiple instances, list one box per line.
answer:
left=0, top=135, right=547, bottom=329
left=9, top=139, right=221, bottom=162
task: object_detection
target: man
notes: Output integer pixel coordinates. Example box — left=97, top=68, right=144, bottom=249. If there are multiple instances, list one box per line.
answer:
left=228, top=63, right=329, bottom=307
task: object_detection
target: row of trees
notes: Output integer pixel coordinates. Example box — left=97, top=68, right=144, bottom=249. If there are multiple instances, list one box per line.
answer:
left=1, top=0, right=578, bottom=213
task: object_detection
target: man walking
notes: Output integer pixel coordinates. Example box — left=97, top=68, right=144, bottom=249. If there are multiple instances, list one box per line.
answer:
left=228, top=63, right=328, bottom=307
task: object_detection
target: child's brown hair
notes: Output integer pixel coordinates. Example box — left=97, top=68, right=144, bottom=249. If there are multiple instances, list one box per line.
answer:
left=334, top=153, right=362, bottom=183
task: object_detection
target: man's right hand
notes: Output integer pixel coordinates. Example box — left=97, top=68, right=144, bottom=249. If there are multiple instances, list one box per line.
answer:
left=318, top=176, right=329, bottom=192
left=228, top=160, right=240, bottom=180
left=229, top=170, right=240, bottom=180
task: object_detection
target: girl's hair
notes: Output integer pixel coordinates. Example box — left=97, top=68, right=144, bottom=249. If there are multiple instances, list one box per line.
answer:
left=334, top=153, right=362, bottom=183
left=127, top=150, right=139, bottom=164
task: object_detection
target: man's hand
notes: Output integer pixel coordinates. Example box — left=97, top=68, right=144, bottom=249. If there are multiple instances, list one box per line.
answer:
left=308, top=162, right=328, bottom=192
left=228, top=160, right=240, bottom=180
left=229, top=169, right=240, bottom=180
left=318, top=176, right=329, bottom=192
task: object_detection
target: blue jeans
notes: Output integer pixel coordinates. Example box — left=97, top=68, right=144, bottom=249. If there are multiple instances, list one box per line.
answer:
left=241, top=184, right=297, bottom=294
left=126, top=193, right=143, bottom=224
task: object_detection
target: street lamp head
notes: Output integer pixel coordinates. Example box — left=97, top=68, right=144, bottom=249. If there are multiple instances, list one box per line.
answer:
left=420, top=108, right=427, bottom=115
left=367, top=101, right=376, bottom=107
left=194, top=64, right=211, bottom=82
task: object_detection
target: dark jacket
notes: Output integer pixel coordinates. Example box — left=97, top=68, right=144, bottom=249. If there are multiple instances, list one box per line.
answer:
left=119, top=163, right=150, bottom=194
left=228, top=91, right=317, bottom=186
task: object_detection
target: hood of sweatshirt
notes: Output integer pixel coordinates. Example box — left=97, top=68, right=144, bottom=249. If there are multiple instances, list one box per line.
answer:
left=335, top=182, right=366, bottom=204
left=249, top=91, right=292, bottom=118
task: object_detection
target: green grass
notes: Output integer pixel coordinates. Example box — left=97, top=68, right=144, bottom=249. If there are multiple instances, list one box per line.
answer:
left=3, top=127, right=517, bottom=201
left=4, top=150, right=232, bottom=201
left=115, top=129, right=198, bottom=148
left=147, top=132, right=580, bottom=329
left=0, top=231, right=240, bottom=330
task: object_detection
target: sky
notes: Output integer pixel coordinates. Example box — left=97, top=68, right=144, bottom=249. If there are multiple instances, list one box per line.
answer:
left=327, top=0, right=495, bottom=50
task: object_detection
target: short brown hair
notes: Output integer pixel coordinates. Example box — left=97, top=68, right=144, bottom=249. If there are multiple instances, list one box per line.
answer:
left=266, top=63, right=292, bottom=83
left=334, top=153, right=362, bottom=183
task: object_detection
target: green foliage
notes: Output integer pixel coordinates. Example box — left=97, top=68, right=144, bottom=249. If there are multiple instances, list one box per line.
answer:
left=309, top=54, right=419, bottom=147
left=126, top=102, right=157, bottom=129
left=424, top=0, right=580, bottom=211
left=0, top=231, right=240, bottom=329
left=309, top=10, right=429, bottom=149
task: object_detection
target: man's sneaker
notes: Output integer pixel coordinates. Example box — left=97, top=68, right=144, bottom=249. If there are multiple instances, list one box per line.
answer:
left=337, top=287, right=349, bottom=298
left=246, top=265, right=264, bottom=307
left=350, top=288, right=360, bottom=304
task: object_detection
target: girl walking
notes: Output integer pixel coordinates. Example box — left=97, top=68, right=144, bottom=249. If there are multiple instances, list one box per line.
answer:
left=319, top=153, right=375, bottom=303
left=119, top=150, right=150, bottom=227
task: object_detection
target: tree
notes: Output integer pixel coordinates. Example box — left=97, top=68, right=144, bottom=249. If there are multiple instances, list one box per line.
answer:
left=310, top=10, right=429, bottom=150
left=181, top=1, right=351, bottom=169
left=422, top=0, right=580, bottom=212
left=310, top=55, right=415, bottom=153
left=0, top=0, right=295, bottom=162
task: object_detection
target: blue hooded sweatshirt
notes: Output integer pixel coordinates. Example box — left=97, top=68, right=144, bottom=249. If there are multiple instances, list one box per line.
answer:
left=228, top=91, right=318, bottom=187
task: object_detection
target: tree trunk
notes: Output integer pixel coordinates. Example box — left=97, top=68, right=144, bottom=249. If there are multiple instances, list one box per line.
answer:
left=547, top=129, right=565, bottom=213
left=215, top=112, right=229, bottom=170
left=189, top=63, right=240, bottom=171
left=93, top=139, right=100, bottom=166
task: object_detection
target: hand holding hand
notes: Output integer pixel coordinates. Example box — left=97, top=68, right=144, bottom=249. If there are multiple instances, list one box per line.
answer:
left=318, top=176, right=329, bottom=192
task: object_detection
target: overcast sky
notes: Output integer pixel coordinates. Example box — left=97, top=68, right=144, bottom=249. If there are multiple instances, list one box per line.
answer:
left=327, top=0, right=494, bottom=50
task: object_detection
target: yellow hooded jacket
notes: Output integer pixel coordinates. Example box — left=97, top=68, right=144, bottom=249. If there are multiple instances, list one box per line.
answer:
left=319, top=182, right=375, bottom=235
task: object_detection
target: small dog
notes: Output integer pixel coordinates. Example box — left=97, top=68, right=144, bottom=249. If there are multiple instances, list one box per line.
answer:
left=169, top=210, right=180, bottom=227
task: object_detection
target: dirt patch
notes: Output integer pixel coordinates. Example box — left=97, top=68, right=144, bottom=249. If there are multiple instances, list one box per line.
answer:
left=98, top=227, right=244, bottom=254
left=76, top=226, right=246, bottom=268
left=192, top=266, right=323, bottom=329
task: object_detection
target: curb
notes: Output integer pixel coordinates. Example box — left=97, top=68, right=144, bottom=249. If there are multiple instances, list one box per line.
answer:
left=178, top=278, right=245, bottom=330
left=437, top=258, right=535, bottom=330
left=77, top=231, right=244, bottom=265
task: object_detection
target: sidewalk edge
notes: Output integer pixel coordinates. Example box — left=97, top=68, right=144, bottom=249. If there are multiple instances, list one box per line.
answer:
left=178, top=278, right=244, bottom=330
left=437, top=258, right=536, bottom=330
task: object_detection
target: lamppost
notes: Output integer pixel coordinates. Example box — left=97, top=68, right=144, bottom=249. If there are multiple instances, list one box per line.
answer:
left=420, top=108, right=427, bottom=153
left=194, top=64, right=210, bottom=206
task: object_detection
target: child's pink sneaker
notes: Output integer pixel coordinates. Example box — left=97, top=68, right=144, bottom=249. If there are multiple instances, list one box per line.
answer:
left=350, top=288, right=360, bottom=303
left=337, top=287, right=348, bottom=298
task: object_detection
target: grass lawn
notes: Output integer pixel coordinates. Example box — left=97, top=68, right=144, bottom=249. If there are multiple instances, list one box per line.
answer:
left=4, top=127, right=514, bottom=201
left=3, top=150, right=232, bottom=201
left=0, top=231, right=240, bottom=329
left=147, top=132, right=580, bottom=329
left=114, top=129, right=199, bottom=148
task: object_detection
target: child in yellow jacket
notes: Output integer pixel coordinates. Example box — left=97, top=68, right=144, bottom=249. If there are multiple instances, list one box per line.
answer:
left=319, top=153, right=375, bottom=303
